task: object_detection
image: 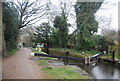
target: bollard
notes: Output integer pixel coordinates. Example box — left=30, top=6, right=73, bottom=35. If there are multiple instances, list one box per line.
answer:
left=88, top=57, right=90, bottom=64
left=65, top=51, right=69, bottom=65
left=58, top=58, right=61, bottom=60
left=85, top=57, right=88, bottom=64
left=85, top=57, right=90, bottom=65
left=112, top=50, right=115, bottom=61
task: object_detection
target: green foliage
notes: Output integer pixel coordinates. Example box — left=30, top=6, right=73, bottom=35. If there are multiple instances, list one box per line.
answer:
left=49, top=28, right=59, bottom=47
left=38, top=60, right=46, bottom=66
left=42, top=66, right=89, bottom=79
left=33, top=22, right=51, bottom=44
left=49, top=48, right=97, bottom=59
left=67, top=33, right=77, bottom=48
left=74, top=2, right=103, bottom=50
left=7, top=48, right=18, bottom=56
left=3, top=2, right=20, bottom=51
left=92, top=35, right=109, bottom=51
left=53, top=15, right=68, bottom=48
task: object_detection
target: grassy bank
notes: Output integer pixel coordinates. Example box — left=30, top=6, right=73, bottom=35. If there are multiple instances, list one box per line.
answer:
left=51, top=48, right=98, bottom=55
left=37, top=57, right=91, bottom=79
left=7, top=48, right=18, bottom=56
left=49, top=48, right=119, bottom=60
left=32, top=47, right=119, bottom=62
left=49, top=48, right=98, bottom=58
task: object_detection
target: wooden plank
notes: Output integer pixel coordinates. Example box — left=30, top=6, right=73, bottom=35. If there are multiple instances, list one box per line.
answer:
left=34, top=53, right=85, bottom=60
left=90, top=52, right=103, bottom=59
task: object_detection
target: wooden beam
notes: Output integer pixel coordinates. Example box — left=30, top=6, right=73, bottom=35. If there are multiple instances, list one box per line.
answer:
left=34, top=53, right=85, bottom=60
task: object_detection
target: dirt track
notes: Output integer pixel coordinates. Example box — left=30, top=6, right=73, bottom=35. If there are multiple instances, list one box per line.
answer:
left=2, top=48, right=45, bottom=79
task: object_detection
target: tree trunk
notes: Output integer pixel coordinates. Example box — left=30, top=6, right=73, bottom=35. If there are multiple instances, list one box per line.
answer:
left=0, top=2, right=2, bottom=55
left=2, top=28, right=7, bottom=57
left=0, top=2, right=7, bottom=57
left=0, top=2, right=2, bottom=80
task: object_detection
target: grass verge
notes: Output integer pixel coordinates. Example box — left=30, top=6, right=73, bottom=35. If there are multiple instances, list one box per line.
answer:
left=32, top=48, right=46, bottom=54
left=37, top=57, right=90, bottom=79
left=49, top=48, right=98, bottom=59
left=52, top=48, right=98, bottom=55
left=49, top=48, right=120, bottom=60
left=41, top=66, right=89, bottom=79
left=7, top=48, right=18, bottom=56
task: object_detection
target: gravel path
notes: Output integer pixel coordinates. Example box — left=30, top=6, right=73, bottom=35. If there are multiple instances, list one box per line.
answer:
left=2, top=48, right=45, bottom=79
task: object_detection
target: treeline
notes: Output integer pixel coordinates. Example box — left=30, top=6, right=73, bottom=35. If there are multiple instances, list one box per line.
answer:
left=3, top=2, right=19, bottom=50
left=2, top=1, right=118, bottom=57
left=33, top=2, right=118, bottom=53
left=32, top=2, right=111, bottom=52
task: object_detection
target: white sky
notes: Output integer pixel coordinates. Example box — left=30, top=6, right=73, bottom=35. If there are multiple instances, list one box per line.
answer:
left=95, top=0, right=119, bottom=34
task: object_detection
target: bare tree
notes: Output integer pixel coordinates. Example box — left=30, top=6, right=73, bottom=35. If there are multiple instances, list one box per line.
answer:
left=44, top=0, right=75, bottom=24
left=14, top=0, right=48, bottom=29
left=60, top=0, right=73, bottom=19
left=101, top=28, right=117, bottom=43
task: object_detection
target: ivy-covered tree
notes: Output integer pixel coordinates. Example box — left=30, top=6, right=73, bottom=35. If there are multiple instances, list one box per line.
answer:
left=53, top=15, right=68, bottom=48
left=74, top=2, right=103, bottom=50
left=49, top=28, right=59, bottom=47
left=3, top=2, right=19, bottom=52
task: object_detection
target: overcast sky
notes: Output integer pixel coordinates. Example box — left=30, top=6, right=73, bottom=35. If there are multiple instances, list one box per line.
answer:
left=95, top=0, right=119, bottom=34
left=48, top=0, right=119, bottom=34
left=12, top=0, right=119, bottom=34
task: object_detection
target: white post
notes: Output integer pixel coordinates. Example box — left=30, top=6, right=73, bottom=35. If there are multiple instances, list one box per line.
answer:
left=85, top=57, right=90, bottom=65
left=88, top=57, right=90, bottom=64
left=85, top=57, right=87, bottom=64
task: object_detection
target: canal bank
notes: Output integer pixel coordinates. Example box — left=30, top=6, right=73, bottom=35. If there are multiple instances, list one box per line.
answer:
left=47, top=48, right=120, bottom=80
left=67, top=59, right=120, bottom=80
left=31, top=56, right=94, bottom=79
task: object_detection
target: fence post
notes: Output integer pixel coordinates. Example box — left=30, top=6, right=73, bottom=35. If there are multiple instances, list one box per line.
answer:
left=65, top=51, right=69, bottom=65
left=88, top=57, right=90, bottom=64
left=112, top=50, right=115, bottom=61
left=85, top=57, right=90, bottom=65
left=85, top=57, right=88, bottom=64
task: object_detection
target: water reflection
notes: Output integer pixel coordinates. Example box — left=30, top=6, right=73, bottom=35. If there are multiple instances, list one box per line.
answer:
left=79, top=62, right=119, bottom=79
left=66, top=59, right=120, bottom=79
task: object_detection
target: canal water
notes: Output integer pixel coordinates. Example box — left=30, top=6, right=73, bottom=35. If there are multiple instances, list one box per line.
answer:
left=66, top=59, right=120, bottom=80
left=48, top=51, right=120, bottom=80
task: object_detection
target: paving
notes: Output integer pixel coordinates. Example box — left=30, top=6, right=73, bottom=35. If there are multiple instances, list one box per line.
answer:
left=2, top=48, right=45, bottom=79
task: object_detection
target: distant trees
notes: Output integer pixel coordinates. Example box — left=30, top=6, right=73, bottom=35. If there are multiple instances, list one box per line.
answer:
left=74, top=2, right=103, bottom=50
left=93, top=35, right=109, bottom=52
left=33, top=22, right=51, bottom=46
left=101, top=28, right=117, bottom=44
left=101, top=28, right=118, bottom=52
left=19, top=26, right=35, bottom=47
